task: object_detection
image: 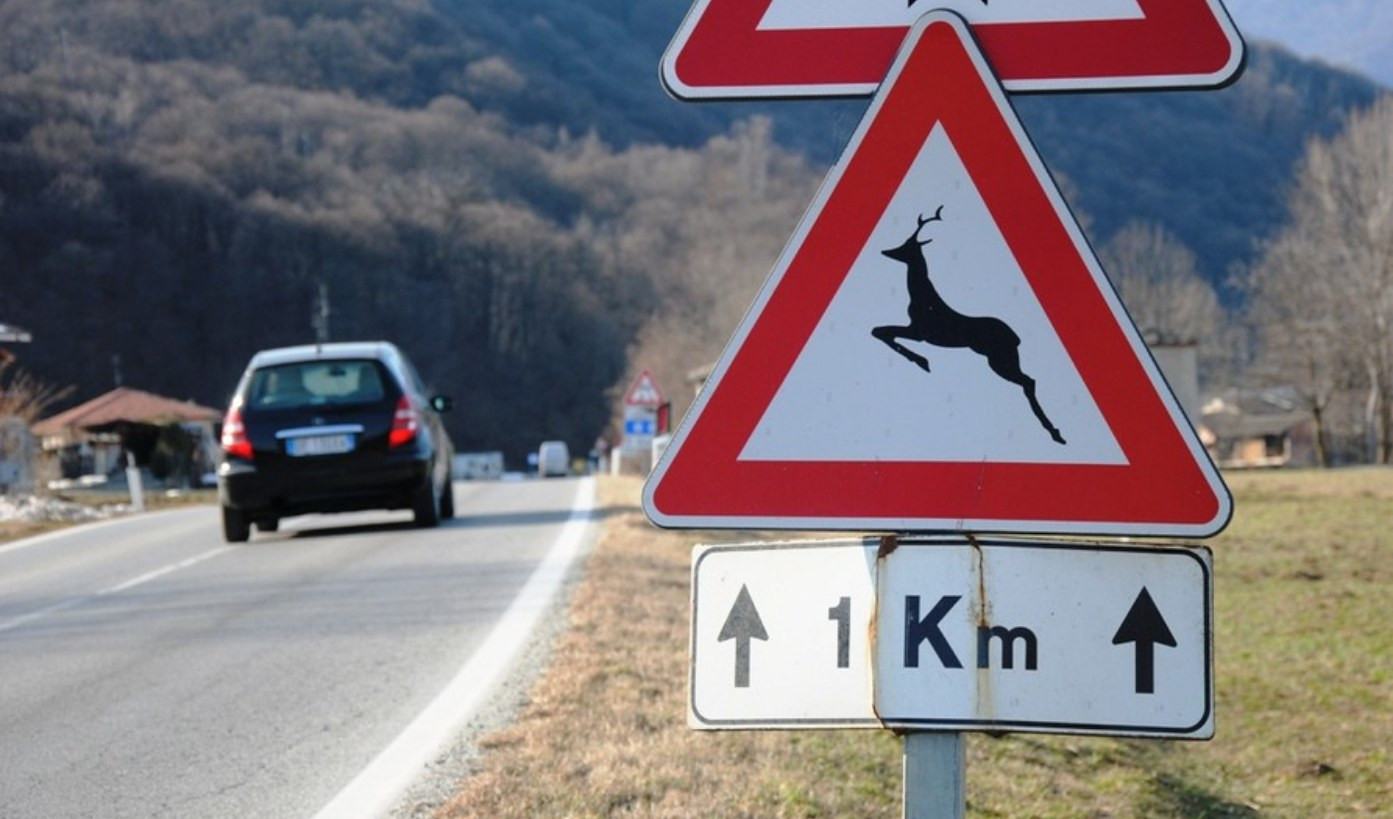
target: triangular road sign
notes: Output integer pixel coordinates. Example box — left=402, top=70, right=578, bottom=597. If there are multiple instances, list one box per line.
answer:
left=644, top=11, right=1232, bottom=538
left=662, top=0, right=1244, bottom=99
left=624, top=370, right=666, bottom=407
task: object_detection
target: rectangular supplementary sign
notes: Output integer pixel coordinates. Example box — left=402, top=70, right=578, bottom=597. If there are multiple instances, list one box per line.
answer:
left=690, top=537, right=1213, bottom=738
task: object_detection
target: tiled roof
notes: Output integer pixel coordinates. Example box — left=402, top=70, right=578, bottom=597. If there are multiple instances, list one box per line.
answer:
left=31, top=387, right=222, bottom=435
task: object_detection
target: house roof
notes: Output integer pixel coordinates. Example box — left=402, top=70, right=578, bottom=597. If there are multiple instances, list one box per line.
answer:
left=1202, top=410, right=1312, bottom=439
left=0, top=322, right=32, bottom=343
left=31, top=387, right=222, bottom=436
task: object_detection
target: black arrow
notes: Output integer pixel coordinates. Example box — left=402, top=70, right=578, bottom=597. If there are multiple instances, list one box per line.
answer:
left=1112, top=587, right=1178, bottom=694
left=718, top=585, right=768, bottom=688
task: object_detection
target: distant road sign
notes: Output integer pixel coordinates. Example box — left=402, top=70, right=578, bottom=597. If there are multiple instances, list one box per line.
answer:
left=623, top=370, right=665, bottom=407
left=644, top=13, right=1231, bottom=537
left=621, top=371, right=668, bottom=453
left=663, top=0, right=1244, bottom=99
left=690, top=538, right=1213, bottom=738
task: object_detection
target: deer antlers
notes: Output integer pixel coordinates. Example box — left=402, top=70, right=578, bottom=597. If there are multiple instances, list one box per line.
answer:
left=911, top=205, right=945, bottom=244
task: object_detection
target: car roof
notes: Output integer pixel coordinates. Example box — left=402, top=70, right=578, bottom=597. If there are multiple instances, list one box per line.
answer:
left=246, top=341, right=402, bottom=370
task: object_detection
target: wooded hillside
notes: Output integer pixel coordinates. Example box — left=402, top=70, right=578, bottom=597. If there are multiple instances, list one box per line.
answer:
left=0, top=0, right=1382, bottom=463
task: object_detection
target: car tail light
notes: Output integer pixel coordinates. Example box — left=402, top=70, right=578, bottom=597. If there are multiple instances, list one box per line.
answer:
left=220, top=402, right=253, bottom=460
left=389, top=395, right=419, bottom=447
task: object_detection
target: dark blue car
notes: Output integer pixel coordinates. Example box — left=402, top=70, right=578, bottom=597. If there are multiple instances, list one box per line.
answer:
left=217, top=341, right=455, bottom=542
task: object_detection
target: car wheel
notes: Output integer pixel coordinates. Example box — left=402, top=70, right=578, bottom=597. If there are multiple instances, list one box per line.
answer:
left=439, top=480, right=455, bottom=520
left=255, top=518, right=279, bottom=533
left=412, top=480, right=440, bottom=528
left=222, top=505, right=251, bottom=543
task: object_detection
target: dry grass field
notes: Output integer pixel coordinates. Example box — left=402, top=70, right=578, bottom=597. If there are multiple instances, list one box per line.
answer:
left=438, top=470, right=1391, bottom=818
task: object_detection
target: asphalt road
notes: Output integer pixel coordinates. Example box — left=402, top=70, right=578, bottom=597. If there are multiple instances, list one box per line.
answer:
left=0, top=476, right=596, bottom=819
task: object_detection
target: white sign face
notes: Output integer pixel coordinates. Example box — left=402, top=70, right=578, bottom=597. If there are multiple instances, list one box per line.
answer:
left=690, top=538, right=1213, bottom=738
left=740, top=125, right=1124, bottom=466
left=691, top=543, right=879, bottom=725
left=757, top=0, right=1143, bottom=30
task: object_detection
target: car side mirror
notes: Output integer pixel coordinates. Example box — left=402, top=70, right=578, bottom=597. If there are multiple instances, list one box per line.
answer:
left=430, top=395, right=454, bottom=413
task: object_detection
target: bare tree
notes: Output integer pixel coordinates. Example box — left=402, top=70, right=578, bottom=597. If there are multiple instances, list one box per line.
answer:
left=592, top=118, right=820, bottom=427
left=0, top=354, right=73, bottom=424
left=0, top=354, right=73, bottom=487
left=1244, top=231, right=1354, bottom=466
left=1098, top=221, right=1225, bottom=373
left=1244, top=95, right=1393, bottom=463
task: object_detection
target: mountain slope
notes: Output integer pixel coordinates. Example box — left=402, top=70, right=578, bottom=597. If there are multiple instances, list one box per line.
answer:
left=427, top=0, right=1383, bottom=290
left=2, top=0, right=1378, bottom=288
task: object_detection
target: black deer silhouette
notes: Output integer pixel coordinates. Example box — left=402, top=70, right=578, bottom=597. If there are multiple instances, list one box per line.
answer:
left=872, top=206, right=1066, bottom=445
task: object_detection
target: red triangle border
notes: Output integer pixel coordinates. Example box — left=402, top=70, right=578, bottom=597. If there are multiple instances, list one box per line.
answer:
left=645, top=12, right=1232, bottom=537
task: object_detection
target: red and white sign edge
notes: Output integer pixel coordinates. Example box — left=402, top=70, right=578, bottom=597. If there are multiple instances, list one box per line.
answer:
left=661, top=0, right=1245, bottom=99
left=642, top=11, right=1233, bottom=537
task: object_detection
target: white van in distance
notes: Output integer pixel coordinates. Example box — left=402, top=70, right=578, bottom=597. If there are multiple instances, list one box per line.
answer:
left=537, top=440, right=569, bottom=477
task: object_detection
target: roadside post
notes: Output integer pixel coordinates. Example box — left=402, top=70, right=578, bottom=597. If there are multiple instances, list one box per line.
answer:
left=648, top=2, right=1241, bottom=815
left=125, top=450, right=145, bottom=512
left=905, top=733, right=963, bottom=819
left=619, top=370, right=666, bottom=474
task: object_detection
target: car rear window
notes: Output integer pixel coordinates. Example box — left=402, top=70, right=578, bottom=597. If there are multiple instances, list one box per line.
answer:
left=246, top=360, right=390, bottom=409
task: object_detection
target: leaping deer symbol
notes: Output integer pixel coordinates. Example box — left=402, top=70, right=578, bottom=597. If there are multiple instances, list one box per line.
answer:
left=872, top=206, right=1067, bottom=445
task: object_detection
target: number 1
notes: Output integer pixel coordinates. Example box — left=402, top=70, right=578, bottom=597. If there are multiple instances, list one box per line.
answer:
left=828, top=596, right=851, bottom=668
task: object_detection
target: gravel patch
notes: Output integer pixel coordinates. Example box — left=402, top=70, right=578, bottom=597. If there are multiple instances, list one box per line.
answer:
left=0, top=494, right=131, bottom=523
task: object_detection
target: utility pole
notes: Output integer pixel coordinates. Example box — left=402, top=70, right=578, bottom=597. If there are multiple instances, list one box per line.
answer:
left=312, top=282, right=331, bottom=343
left=60, top=28, right=72, bottom=82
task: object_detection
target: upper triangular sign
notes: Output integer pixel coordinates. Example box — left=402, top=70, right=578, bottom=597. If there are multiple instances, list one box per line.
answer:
left=662, top=0, right=1244, bottom=99
left=625, top=370, right=666, bottom=407
left=643, top=12, right=1232, bottom=538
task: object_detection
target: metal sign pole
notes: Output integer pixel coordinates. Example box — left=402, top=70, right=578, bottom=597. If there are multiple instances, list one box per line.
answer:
left=903, top=732, right=965, bottom=819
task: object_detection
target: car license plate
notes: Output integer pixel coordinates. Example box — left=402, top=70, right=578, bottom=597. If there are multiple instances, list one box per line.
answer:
left=286, top=433, right=355, bottom=456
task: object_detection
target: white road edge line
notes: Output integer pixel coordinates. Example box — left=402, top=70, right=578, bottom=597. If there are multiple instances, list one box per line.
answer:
left=0, top=545, right=233, bottom=634
left=312, top=476, right=598, bottom=819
